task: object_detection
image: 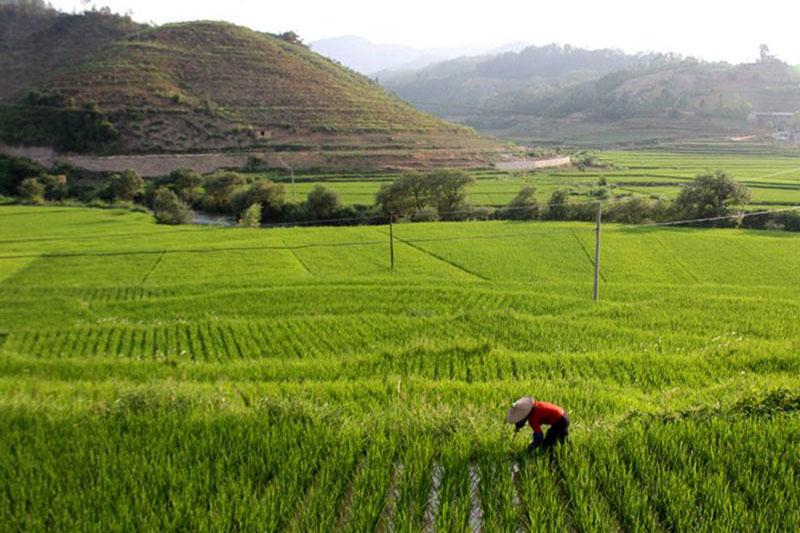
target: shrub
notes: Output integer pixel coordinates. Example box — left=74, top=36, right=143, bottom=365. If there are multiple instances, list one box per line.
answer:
left=545, top=190, right=570, bottom=220
left=500, top=186, right=539, bottom=220
left=201, top=172, right=244, bottom=212
left=238, top=203, right=262, bottom=227
left=108, top=169, right=143, bottom=202
left=591, top=186, right=611, bottom=199
left=17, top=177, right=44, bottom=204
left=234, top=179, right=285, bottom=220
left=168, top=168, right=203, bottom=202
left=570, top=201, right=598, bottom=222
left=245, top=157, right=270, bottom=172
left=410, top=208, right=439, bottom=222
left=0, top=154, right=46, bottom=195
left=465, top=206, right=494, bottom=221
left=153, top=188, right=191, bottom=225
left=328, top=204, right=381, bottom=225
left=41, top=174, right=69, bottom=201
left=607, top=197, right=655, bottom=224
left=87, top=198, right=109, bottom=209
left=278, top=31, right=304, bottom=46
left=749, top=211, right=800, bottom=233
left=673, top=171, right=750, bottom=222
left=777, top=212, right=800, bottom=232
left=305, top=185, right=340, bottom=220
left=572, top=150, right=603, bottom=170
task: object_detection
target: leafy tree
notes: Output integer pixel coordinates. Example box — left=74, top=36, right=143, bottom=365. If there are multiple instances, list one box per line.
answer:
left=545, top=190, right=570, bottom=220
left=278, top=31, right=304, bottom=46
left=0, top=155, right=46, bottom=195
left=375, top=169, right=474, bottom=220
left=238, top=203, right=262, bottom=228
left=375, top=172, right=428, bottom=217
left=153, top=188, right=190, bottom=225
left=168, top=168, right=203, bottom=202
left=759, top=44, right=776, bottom=64
left=673, top=171, right=750, bottom=221
left=202, top=172, right=244, bottom=212
left=572, top=150, right=602, bottom=170
left=236, top=180, right=285, bottom=220
left=501, top=186, right=539, bottom=220
left=427, top=169, right=474, bottom=220
left=305, top=185, right=340, bottom=220
left=41, top=174, right=68, bottom=201
left=607, top=196, right=654, bottom=224
left=108, top=169, right=143, bottom=201
left=17, top=177, right=44, bottom=204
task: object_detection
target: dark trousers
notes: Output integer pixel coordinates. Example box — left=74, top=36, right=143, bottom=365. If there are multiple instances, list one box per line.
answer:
left=542, top=415, right=569, bottom=449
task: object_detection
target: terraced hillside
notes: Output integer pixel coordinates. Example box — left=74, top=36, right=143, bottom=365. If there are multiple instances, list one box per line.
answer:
left=0, top=7, right=500, bottom=166
left=1, top=206, right=799, bottom=530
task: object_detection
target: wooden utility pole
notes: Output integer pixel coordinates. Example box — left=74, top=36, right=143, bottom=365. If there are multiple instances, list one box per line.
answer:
left=389, top=214, right=395, bottom=271
left=277, top=155, right=297, bottom=202
left=593, top=202, right=601, bottom=301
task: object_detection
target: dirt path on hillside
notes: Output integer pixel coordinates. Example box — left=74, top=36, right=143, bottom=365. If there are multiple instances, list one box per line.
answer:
left=495, top=156, right=571, bottom=171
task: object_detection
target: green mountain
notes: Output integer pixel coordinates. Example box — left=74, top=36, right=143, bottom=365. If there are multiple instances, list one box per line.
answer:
left=381, top=44, right=670, bottom=112
left=383, top=44, right=800, bottom=146
left=0, top=6, right=497, bottom=160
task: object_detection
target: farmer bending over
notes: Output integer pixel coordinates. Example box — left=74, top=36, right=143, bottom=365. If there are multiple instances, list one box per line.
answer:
left=506, top=396, right=569, bottom=452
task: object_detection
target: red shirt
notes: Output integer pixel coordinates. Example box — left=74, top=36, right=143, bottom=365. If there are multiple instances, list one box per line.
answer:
left=527, top=401, right=565, bottom=434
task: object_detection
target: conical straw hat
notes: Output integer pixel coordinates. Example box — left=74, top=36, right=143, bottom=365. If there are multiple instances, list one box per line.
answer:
left=506, top=396, right=534, bottom=424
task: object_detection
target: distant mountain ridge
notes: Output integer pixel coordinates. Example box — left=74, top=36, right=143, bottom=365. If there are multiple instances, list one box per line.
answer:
left=310, top=35, right=529, bottom=75
left=381, top=43, right=800, bottom=144
left=381, top=44, right=670, bottom=109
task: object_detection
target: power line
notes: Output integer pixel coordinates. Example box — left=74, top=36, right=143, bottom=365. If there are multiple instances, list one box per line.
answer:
left=624, top=206, right=800, bottom=230
left=258, top=199, right=607, bottom=229
left=7, top=206, right=795, bottom=262
left=0, top=198, right=608, bottom=244
left=0, top=224, right=596, bottom=261
left=0, top=239, right=388, bottom=261
left=391, top=226, right=589, bottom=245
left=2, top=202, right=798, bottom=262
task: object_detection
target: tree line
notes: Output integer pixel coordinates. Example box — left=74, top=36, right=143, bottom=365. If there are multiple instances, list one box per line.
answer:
left=2, top=154, right=798, bottom=231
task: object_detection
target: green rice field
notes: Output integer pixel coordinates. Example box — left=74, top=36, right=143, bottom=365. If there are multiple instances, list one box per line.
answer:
left=261, top=150, right=800, bottom=209
left=1, top=205, right=799, bottom=531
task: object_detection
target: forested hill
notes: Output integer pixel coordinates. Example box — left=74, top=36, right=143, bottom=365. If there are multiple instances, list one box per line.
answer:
left=380, top=44, right=674, bottom=110
left=0, top=5, right=496, bottom=158
left=382, top=43, right=800, bottom=145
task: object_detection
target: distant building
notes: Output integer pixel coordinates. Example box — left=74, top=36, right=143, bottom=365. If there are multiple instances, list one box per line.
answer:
left=252, top=129, right=272, bottom=140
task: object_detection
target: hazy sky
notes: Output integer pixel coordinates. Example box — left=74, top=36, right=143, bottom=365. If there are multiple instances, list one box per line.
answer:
left=50, top=0, right=800, bottom=64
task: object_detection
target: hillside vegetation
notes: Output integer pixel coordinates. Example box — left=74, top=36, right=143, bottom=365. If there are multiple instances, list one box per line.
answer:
left=383, top=43, right=800, bottom=145
left=0, top=6, right=497, bottom=161
left=1, top=206, right=799, bottom=530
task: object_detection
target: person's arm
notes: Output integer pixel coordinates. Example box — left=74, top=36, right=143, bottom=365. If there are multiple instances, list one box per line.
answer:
left=528, top=418, right=543, bottom=451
